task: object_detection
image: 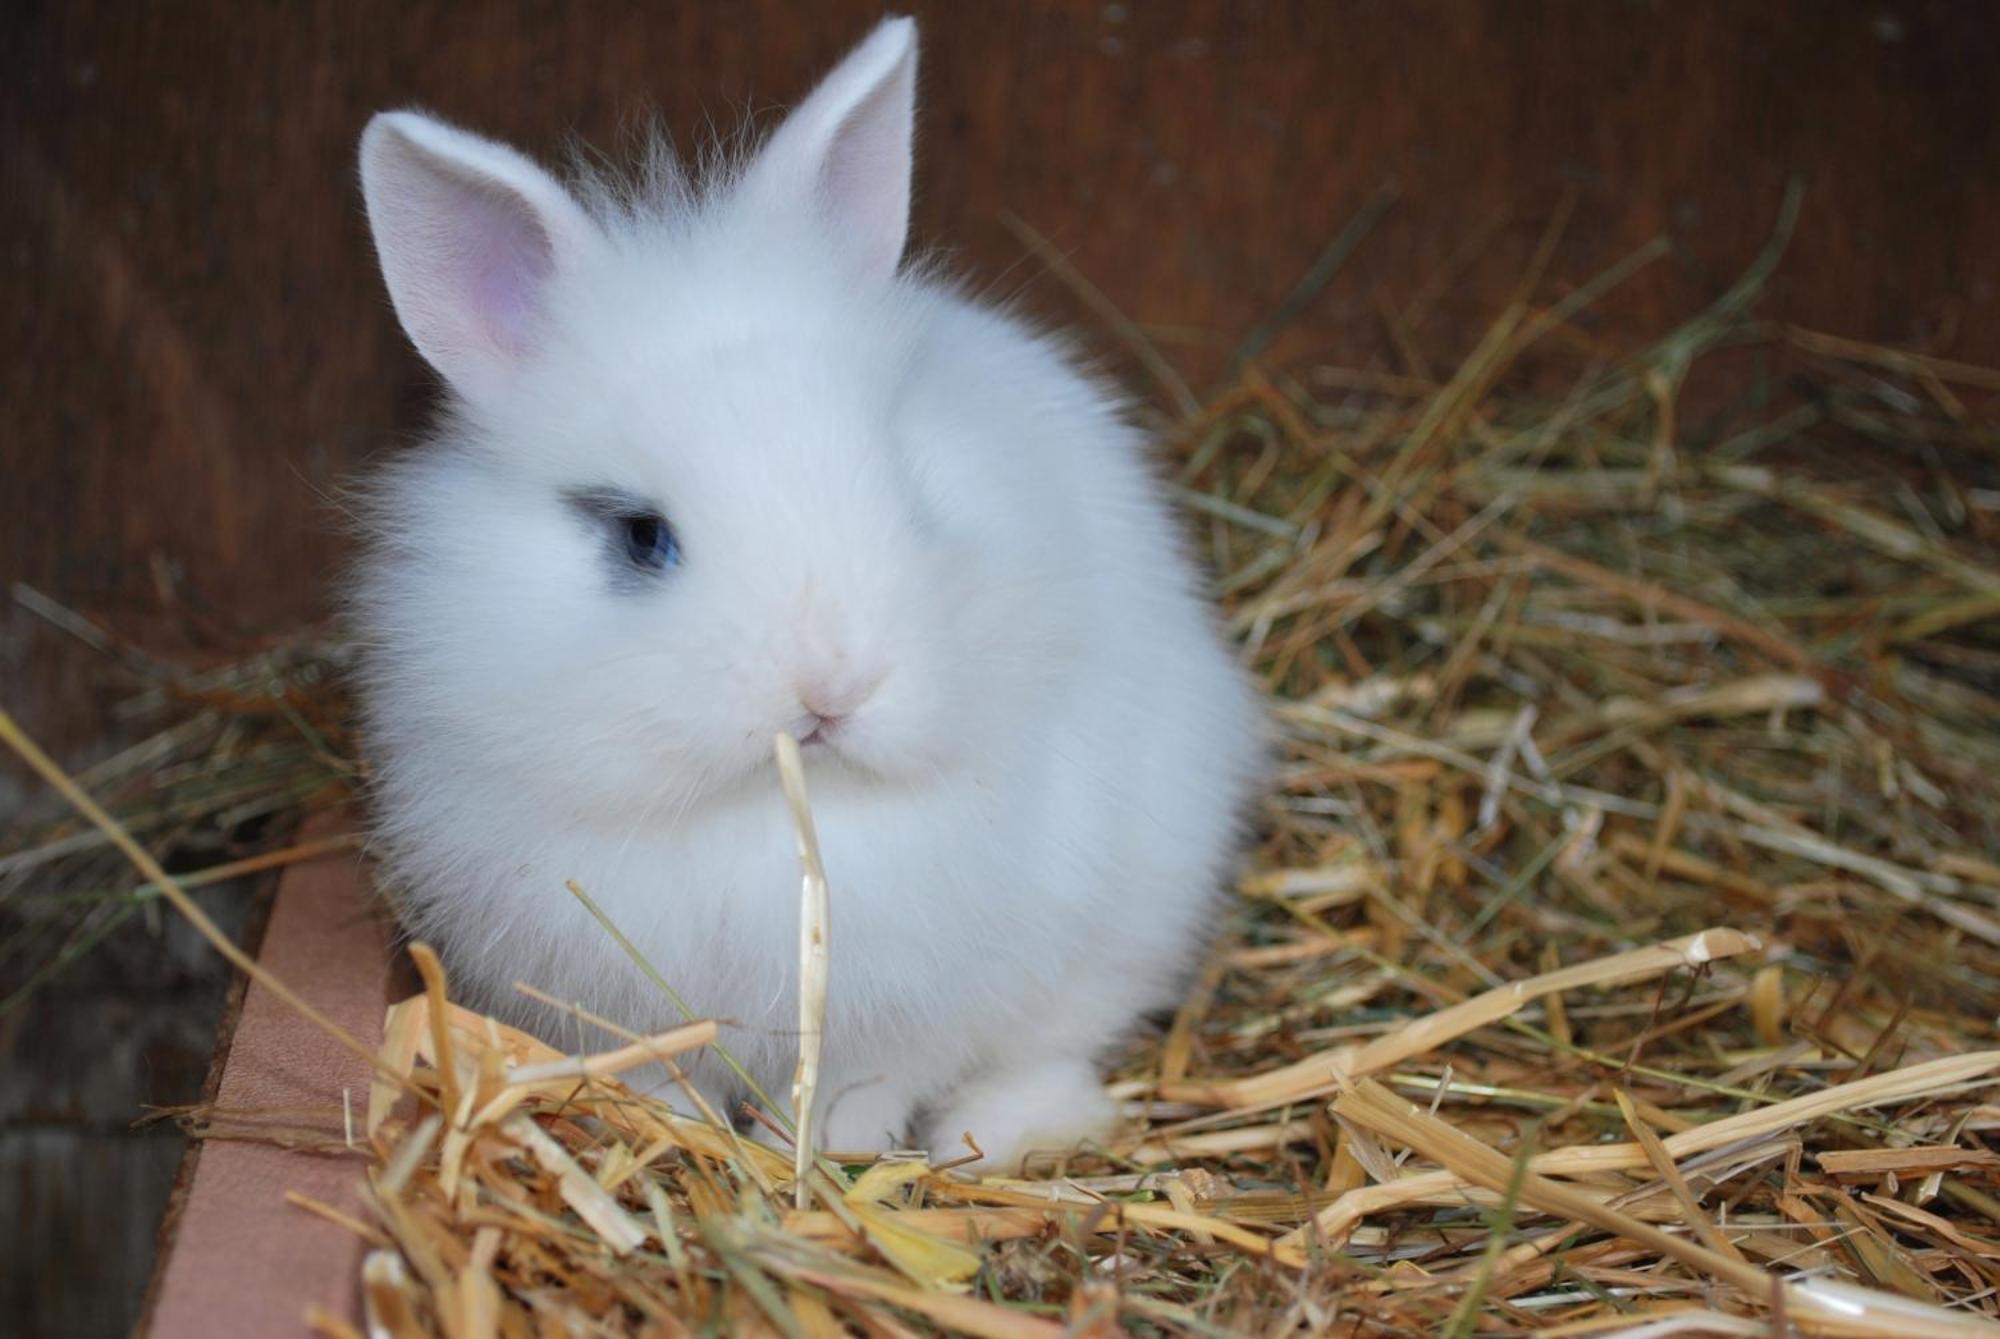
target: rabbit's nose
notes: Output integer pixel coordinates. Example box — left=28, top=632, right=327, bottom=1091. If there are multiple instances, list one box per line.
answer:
left=798, top=673, right=880, bottom=725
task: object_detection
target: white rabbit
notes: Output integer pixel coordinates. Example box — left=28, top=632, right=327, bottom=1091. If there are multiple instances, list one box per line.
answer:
left=351, top=16, right=1265, bottom=1169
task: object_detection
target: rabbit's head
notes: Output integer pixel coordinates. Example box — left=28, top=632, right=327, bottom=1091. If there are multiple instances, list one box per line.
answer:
left=355, top=19, right=1079, bottom=825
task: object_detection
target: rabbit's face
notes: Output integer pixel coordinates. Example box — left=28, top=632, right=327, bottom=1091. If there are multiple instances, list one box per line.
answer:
left=410, top=281, right=1033, bottom=820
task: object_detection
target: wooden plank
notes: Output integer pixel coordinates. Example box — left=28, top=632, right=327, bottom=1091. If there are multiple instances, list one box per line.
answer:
left=142, top=815, right=390, bottom=1339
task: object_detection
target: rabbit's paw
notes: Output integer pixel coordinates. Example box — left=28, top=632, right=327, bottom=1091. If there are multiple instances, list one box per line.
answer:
left=921, top=1055, right=1118, bottom=1172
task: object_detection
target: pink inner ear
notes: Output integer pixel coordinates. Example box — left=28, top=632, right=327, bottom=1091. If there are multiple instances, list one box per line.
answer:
left=815, top=72, right=912, bottom=279
left=458, top=185, right=556, bottom=358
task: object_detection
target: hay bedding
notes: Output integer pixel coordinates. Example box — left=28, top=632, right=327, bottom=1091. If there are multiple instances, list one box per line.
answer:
left=7, top=202, right=2000, bottom=1335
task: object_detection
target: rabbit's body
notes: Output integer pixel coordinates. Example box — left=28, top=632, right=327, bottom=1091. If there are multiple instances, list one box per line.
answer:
left=355, top=17, right=1264, bottom=1164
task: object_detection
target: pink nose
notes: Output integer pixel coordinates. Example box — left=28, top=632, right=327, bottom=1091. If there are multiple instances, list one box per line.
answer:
left=799, top=676, right=876, bottom=725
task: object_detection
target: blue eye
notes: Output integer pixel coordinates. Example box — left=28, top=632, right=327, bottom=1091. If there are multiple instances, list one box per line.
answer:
left=620, top=512, right=679, bottom=570
left=564, top=488, right=680, bottom=578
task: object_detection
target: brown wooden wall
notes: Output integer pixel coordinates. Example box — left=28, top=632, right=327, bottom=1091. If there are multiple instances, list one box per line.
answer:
left=4, top=0, right=1999, bottom=766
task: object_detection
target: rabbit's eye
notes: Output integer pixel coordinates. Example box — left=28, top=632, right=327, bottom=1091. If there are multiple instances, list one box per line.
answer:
left=565, top=488, right=681, bottom=580
left=621, top=512, right=679, bottom=571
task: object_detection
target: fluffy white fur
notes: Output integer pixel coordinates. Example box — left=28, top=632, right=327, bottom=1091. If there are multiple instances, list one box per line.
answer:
left=352, top=16, right=1266, bottom=1168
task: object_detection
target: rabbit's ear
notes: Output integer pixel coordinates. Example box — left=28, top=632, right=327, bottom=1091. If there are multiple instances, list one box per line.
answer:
left=360, top=111, right=597, bottom=399
left=748, top=16, right=917, bottom=279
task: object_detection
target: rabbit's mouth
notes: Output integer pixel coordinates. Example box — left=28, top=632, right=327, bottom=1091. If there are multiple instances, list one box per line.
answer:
left=785, top=709, right=843, bottom=751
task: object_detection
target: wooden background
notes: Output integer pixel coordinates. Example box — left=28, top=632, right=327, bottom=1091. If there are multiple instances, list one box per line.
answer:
left=4, top=0, right=1999, bottom=768
left=1, top=4, right=1997, bottom=1334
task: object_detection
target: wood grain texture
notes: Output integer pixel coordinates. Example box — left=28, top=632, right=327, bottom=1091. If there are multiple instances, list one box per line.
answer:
left=2, top=0, right=1997, bottom=757
left=140, top=821, right=390, bottom=1339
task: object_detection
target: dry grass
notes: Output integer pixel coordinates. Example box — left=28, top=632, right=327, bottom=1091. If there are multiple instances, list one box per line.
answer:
left=7, top=197, right=2000, bottom=1335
